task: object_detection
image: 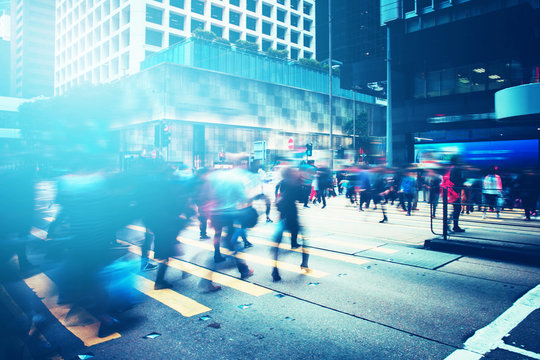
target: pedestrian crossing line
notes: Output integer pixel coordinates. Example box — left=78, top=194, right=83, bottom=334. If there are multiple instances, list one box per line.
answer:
left=121, top=241, right=271, bottom=297
left=246, top=226, right=380, bottom=252
left=31, top=226, right=48, bottom=240
left=44, top=217, right=56, bottom=222
left=135, top=275, right=211, bottom=317
left=0, top=284, right=65, bottom=360
left=178, top=236, right=329, bottom=279
left=127, top=224, right=147, bottom=233
left=242, top=237, right=371, bottom=265
left=24, top=273, right=121, bottom=347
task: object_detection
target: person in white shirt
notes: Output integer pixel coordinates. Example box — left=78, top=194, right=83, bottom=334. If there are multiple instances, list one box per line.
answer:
left=482, top=167, right=503, bottom=219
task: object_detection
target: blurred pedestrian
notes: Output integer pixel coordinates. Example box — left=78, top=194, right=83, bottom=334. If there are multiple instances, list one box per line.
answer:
left=443, top=155, right=466, bottom=232
left=272, top=167, right=309, bottom=281
left=482, top=167, right=503, bottom=219
left=399, top=171, right=416, bottom=216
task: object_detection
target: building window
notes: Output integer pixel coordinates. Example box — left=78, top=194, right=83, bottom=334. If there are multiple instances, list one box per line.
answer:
left=191, top=19, right=205, bottom=32
left=290, top=30, right=299, bottom=44
left=262, top=39, right=272, bottom=51
left=246, top=34, right=257, bottom=43
left=417, top=0, right=433, bottom=9
left=403, top=0, right=415, bottom=13
left=262, top=3, right=272, bottom=17
left=229, top=29, right=241, bottom=42
left=303, top=50, right=312, bottom=59
left=303, top=18, right=312, bottom=31
left=246, top=16, right=257, bottom=31
left=121, top=29, right=130, bottom=47
left=290, top=13, right=299, bottom=27
left=146, top=6, right=163, bottom=25
left=169, top=33, right=185, bottom=46
left=145, top=28, right=162, bottom=46
left=277, top=43, right=286, bottom=50
left=121, top=6, right=130, bottom=26
left=290, top=0, right=298, bottom=11
left=191, top=0, right=205, bottom=15
left=262, top=21, right=272, bottom=35
left=277, top=26, right=286, bottom=40
left=229, top=10, right=241, bottom=26
left=277, top=0, right=285, bottom=4
left=290, top=47, right=299, bottom=60
left=170, top=13, right=184, bottom=30
left=211, top=24, right=223, bottom=37
left=246, top=0, right=257, bottom=13
left=303, top=2, right=312, bottom=15
left=170, top=0, right=184, bottom=9
left=303, top=34, right=312, bottom=48
left=277, top=8, right=286, bottom=22
left=229, top=0, right=240, bottom=6
left=211, top=5, right=223, bottom=20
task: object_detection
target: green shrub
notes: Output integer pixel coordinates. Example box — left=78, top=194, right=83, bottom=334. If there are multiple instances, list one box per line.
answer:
left=192, top=29, right=216, bottom=41
left=234, top=40, right=259, bottom=52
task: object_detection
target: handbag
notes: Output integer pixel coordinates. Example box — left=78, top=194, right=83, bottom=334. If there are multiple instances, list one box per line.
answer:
left=240, top=206, right=259, bottom=228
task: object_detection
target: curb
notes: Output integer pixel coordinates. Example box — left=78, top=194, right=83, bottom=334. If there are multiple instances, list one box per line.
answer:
left=424, top=237, right=540, bottom=266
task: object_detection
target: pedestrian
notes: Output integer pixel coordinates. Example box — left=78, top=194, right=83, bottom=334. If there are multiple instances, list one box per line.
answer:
left=316, top=166, right=331, bottom=209
left=399, top=170, right=416, bottom=216
left=139, top=163, right=195, bottom=290
left=272, top=167, right=309, bottom=281
left=482, top=167, right=503, bottom=219
left=519, top=169, right=539, bottom=221
left=199, top=169, right=254, bottom=278
left=426, top=170, right=441, bottom=218
left=372, top=167, right=388, bottom=223
left=442, top=155, right=466, bottom=232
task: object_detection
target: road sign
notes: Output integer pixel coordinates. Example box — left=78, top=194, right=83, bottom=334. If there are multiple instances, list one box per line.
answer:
left=288, top=138, right=294, bottom=150
left=253, top=141, right=266, bottom=161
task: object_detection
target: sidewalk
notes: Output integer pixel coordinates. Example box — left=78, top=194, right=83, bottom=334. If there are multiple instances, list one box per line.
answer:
left=424, top=212, right=540, bottom=265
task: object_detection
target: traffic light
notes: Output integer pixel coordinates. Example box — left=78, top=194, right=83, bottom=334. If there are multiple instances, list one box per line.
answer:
left=306, top=143, right=313, bottom=156
left=161, top=123, right=171, bottom=147
left=219, top=152, right=225, bottom=161
left=154, top=123, right=171, bottom=148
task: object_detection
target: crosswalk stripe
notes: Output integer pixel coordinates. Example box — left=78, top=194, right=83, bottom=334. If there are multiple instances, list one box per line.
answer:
left=247, top=225, right=379, bottom=251
left=31, top=226, right=48, bottom=240
left=135, top=275, right=211, bottom=317
left=178, top=236, right=329, bottom=278
left=122, top=241, right=271, bottom=297
left=24, top=273, right=120, bottom=347
left=243, top=236, right=371, bottom=265
left=44, top=217, right=56, bottom=222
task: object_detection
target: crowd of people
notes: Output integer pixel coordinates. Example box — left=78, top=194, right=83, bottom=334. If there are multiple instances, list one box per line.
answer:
left=1, top=154, right=539, bottom=357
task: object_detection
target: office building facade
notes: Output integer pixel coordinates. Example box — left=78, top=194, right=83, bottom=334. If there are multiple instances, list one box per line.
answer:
left=10, top=0, right=55, bottom=98
left=316, top=0, right=387, bottom=97
left=381, top=0, right=540, bottom=167
left=55, top=0, right=316, bottom=95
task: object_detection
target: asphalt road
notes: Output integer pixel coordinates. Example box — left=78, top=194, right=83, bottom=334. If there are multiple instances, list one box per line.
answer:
left=2, top=181, right=539, bottom=360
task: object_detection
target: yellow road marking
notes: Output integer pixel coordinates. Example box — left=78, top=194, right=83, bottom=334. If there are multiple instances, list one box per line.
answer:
left=122, top=241, right=271, bottom=297
left=31, top=227, right=48, bottom=240
left=178, top=236, right=328, bottom=278
left=135, top=275, right=211, bottom=317
left=24, top=273, right=120, bottom=347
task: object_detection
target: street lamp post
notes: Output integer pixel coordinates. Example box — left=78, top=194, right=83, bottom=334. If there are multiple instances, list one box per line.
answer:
left=386, top=26, right=393, bottom=167
left=328, top=0, right=333, bottom=170
left=352, top=89, right=356, bottom=159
